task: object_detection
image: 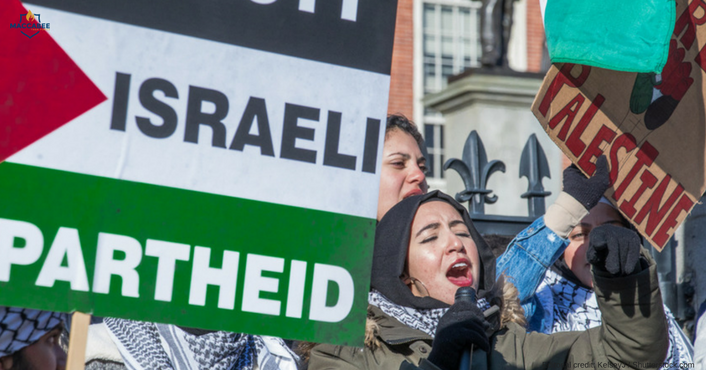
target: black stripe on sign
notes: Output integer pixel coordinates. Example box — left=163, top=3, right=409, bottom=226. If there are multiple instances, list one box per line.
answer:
left=28, top=0, right=398, bottom=75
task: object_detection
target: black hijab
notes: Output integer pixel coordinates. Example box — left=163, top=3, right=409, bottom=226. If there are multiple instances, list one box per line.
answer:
left=371, top=191, right=497, bottom=309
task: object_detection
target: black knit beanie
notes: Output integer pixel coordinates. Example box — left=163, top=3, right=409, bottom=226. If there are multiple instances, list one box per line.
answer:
left=370, top=191, right=497, bottom=309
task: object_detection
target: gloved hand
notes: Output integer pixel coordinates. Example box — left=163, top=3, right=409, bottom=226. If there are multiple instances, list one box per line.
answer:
left=562, top=155, right=610, bottom=211
left=427, top=289, right=489, bottom=370
left=586, top=224, right=642, bottom=276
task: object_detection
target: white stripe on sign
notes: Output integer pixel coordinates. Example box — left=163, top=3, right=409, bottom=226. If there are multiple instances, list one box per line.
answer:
left=11, top=5, right=389, bottom=219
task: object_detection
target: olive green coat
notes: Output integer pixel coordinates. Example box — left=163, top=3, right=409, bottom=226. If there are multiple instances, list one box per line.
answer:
left=309, top=259, right=669, bottom=370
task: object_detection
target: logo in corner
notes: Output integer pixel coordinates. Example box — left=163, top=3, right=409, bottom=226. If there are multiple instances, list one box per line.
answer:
left=10, top=9, right=50, bottom=39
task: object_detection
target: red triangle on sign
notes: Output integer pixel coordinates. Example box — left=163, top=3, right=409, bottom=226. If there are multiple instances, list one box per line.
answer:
left=0, top=0, right=107, bottom=163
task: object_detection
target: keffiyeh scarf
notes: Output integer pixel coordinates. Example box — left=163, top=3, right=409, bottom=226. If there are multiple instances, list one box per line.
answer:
left=368, top=289, right=490, bottom=338
left=536, top=269, right=694, bottom=369
left=104, top=318, right=299, bottom=370
left=0, top=307, right=67, bottom=357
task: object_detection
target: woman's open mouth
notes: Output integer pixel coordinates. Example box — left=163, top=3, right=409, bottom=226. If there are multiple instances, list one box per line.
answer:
left=404, top=188, right=423, bottom=199
left=446, top=259, right=473, bottom=287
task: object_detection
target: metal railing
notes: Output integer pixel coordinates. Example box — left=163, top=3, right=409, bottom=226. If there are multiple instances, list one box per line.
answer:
left=444, top=130, right=689, bottom=324
left=444, top=131, right=551, bottom=236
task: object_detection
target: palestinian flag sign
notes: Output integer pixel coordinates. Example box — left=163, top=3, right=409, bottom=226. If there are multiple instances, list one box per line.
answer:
left=0, top=0, right=397, bottom=346
left=1, top=0, right=106, bottom=163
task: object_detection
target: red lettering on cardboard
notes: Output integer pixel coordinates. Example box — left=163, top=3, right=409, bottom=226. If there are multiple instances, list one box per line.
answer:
left=577, top=124, right=616, bottom=175
left=635, top=175, right=684, bottom=237
left=538, top=64, right=591, bottom=117
left=548, top=94, right=585, bottom=140
left=653, top=193, right=695, bottom=246
left=674, top=0, right=706, bottom=50
left=619, top=170, right=658, bottom=218
left=657, top=40, right=694, bottom=100
left=609, top=133, right=637, bottom=186
left=565, top=94, right=605, bottom=157
left=613, top=141, right=659, bottom=201
left=695, top=43, right=706, bottom=73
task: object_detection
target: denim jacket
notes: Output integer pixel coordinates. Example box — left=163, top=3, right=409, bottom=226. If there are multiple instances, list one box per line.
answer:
left=495, top=216, right=568, bottom=331
left=497, top=214, right=695, bottom=369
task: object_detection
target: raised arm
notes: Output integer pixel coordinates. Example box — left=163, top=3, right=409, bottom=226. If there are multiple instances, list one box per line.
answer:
left=502, top=225, right=668, bottom=369
left=497, top=157, right=610, bottom=299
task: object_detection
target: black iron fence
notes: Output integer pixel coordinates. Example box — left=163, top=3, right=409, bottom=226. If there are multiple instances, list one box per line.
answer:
left=444, top=131, right=551, bottom=238
left=443, top=130, right=689, bottom=324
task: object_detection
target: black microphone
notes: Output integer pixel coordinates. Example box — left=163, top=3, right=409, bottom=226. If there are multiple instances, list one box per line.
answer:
left=455, top=286, right=476, bottom=304
left=455, top=287, right=476, bottom=370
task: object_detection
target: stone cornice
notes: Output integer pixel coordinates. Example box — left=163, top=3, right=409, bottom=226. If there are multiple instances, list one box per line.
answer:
left=423, top=70, right=544, bottom=114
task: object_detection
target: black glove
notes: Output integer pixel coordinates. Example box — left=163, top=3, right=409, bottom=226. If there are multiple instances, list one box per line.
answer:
left=586, top=224, right=642, bottom=276
left=427, top=288, right=489, bottom=370
left=562, top=155, right=610, bottom=211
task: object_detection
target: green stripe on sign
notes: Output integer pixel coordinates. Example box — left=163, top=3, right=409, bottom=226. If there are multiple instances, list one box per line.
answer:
left=0, top=162, right=375, bottom=346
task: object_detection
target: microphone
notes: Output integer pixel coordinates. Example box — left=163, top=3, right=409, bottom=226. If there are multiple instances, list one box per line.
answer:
left=454, top=286, right=476, bottom=303
left=455, top=287, right=476, bottom=370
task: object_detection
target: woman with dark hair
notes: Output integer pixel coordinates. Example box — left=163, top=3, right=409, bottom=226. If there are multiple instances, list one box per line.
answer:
left=377, top=114, right=428, bottom=221
left=308, top=191, right=668, bottom=370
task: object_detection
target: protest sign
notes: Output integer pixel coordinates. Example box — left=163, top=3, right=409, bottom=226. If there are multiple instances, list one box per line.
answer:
left=0, top=0, right=397, bottom=346
left=531, top=0, right=706, bottom=251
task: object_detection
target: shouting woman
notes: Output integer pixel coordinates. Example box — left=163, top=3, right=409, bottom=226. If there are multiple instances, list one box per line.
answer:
left=308, top=191, right=669, bottom=370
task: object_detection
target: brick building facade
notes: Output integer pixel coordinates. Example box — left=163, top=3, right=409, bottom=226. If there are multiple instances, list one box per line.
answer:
left=386, top=0, right=557, bottom=186
left=388, top=0, right=547, bottom=117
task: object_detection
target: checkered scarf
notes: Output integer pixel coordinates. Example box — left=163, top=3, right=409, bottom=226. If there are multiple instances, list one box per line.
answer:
left=0, top=307, right=67, bottom=357
left=368, top=289, right=490, bottom=338
left=536, top=269, right=694, bottom=369
left=104, top=318, right=299, bottom=370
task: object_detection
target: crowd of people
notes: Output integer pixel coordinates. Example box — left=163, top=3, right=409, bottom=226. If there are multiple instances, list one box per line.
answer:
left=1, top=115, right=699, bottom=370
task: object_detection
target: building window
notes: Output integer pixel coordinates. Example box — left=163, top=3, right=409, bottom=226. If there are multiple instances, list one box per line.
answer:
left=422, top=0, right=481, bottom=179
left=422, top=1, right=481, bottom=95
left=424, top=123, right=445, bottom=179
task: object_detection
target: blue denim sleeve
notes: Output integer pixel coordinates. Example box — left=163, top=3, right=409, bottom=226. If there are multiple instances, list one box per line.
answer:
left=495, top=217, right=569, bottom=304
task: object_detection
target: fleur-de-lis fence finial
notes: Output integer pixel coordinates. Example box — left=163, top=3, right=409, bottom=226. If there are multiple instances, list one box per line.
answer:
left=519, top=134, right=551, bottom=217
left=444, top=131, right=505, bottom=214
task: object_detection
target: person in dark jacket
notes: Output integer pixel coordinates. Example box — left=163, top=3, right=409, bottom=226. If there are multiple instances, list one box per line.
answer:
left=308, top=191, right=669, bottom=370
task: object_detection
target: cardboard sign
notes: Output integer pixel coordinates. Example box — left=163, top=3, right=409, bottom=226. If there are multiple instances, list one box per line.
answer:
left=0, top=0, right=397, bottom=346
left=531, top=0, right=706, bottom=251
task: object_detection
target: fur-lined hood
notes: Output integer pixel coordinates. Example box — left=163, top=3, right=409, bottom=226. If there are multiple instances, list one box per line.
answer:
left=364, top=275, right=526, bottom=350
left=298, top=276, right=526, bottom=360
left=299, top=191, right=525, bottom=360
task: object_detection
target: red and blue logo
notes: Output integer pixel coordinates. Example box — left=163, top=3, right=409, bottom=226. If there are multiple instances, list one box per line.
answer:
left=10, top=10, right=50, bottom=38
